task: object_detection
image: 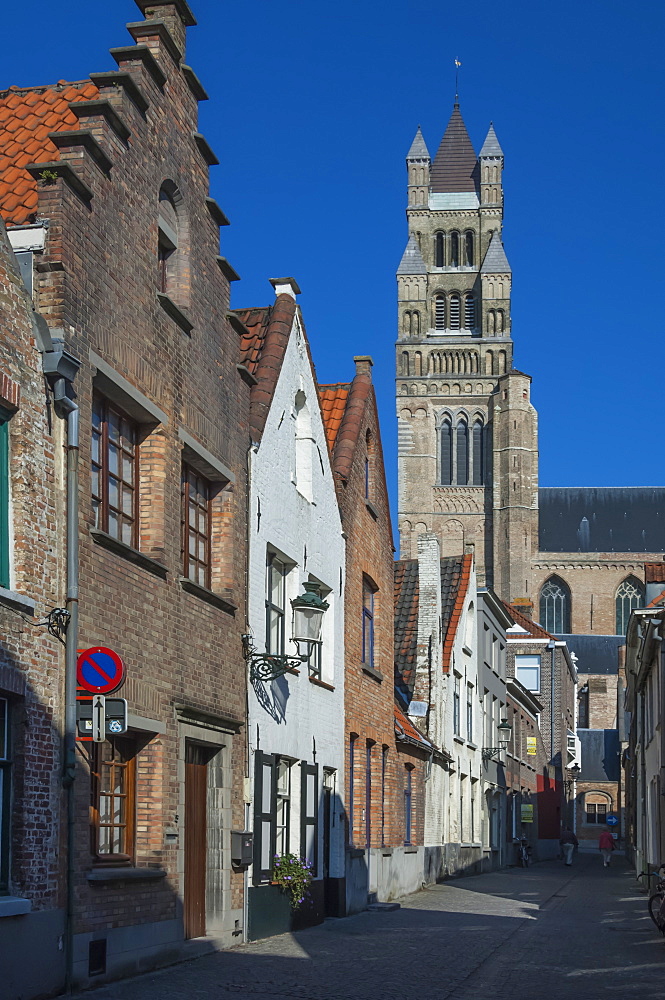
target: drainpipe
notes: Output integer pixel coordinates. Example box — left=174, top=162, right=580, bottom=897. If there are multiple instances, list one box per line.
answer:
left=55, top=380, right=79, bottom=994
left=42, top=343, right=80, bottom=994
left=546, top=640, right=556, bottom=763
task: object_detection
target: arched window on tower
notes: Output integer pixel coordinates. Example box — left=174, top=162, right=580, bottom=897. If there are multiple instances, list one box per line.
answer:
left=464, top=293, right=475, bottom=330
left=435, top=231, right=445, bottom=267
left=615, top=577, right=644, bottom=635
left=472, top=419, right=484, bottom=485
left=456, top=419, right=468, bottom=485
left=435, top=295, right=445, bottom=330
left=401, top=351, right=410, bottom=376
left=449, top=293, right=461, bottom=330
left=539, top=576, right=571, bottom=633
left=486, top=310, right=496, bottom=335
left=450, top=232, right=460, bottom=268
left=464, top=231, right=474, bottom=267
left=440, top=419, right=453, bottom=485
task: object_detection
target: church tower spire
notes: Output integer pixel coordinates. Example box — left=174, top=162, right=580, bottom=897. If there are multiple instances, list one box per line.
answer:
left=395, top=105, right=531, bottom=592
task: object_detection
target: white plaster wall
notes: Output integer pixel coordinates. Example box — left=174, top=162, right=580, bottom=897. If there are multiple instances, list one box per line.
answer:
left=247, top=310, right=346, bottom=881
left=478, top=593, right=510, bottom=863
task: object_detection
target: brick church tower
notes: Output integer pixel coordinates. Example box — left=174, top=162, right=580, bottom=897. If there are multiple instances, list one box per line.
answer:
left=396, top=103, right=537, bottom=599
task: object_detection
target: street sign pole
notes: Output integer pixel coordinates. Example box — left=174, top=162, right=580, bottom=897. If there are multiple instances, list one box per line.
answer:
left=92, top=694, right=106, bottom=743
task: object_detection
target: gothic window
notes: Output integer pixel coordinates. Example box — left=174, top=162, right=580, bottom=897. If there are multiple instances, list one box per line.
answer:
left=456, top=419, right=469, bottom=485
left=449, top=294, right=461, bottom=330
left=464, top=231, right=474, bottom=266
left=615, top=577, right=644, bottom=635
left=440, top=419, right=453, bottom=485
left=464, top=293, right=475, bottom=330
left=450, top=232, right=460, bottom=267
left=435, top=231, right=445, bottom=267
left=435, top=295, right=445, bottom=330
left=472, top=419, right=484, bottom=485
left=539, top=576, right=571, bottom=633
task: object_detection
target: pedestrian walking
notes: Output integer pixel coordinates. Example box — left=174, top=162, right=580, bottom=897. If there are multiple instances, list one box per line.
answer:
left=599, top=828, right=615, bottom=867
left=559, top=826, right=578, bottom=866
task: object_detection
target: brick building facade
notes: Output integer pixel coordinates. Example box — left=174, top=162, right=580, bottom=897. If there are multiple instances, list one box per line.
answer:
left=1, top=2, right=249, bottom=990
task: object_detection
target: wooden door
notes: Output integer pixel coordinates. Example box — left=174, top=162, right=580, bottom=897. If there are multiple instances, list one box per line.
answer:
left=184, top=744, right=208, bottom=939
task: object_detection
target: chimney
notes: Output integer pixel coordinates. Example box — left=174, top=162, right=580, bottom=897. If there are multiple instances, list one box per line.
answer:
left=511, top=598, right=533, bottom=620
left=645, top=562, right=665, bottom=605
left=269, top=277, right=301, bottom=299
left=353, top=355, right=373, bottom=378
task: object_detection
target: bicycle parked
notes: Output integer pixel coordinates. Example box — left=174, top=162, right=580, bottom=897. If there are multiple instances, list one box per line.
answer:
left=638, top=865, right=665, bottom=933
left=514, top=836, right=531, bottom=867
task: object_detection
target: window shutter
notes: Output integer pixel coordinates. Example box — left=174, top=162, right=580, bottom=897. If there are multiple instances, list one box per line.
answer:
left=253, top=751, right=276, bottom=884
left=300, top=761, right=319, bottom=876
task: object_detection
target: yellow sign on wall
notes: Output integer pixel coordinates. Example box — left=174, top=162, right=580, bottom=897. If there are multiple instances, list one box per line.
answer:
left=521, top=803, right=534, bottom=823
left=526, top=736, right=537, bottom=756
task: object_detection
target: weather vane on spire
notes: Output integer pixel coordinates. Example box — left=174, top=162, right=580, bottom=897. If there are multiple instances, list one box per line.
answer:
left=454, top=58, right=462, bottom=103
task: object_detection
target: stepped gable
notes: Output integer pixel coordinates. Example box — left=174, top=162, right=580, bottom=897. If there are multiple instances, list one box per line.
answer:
left=234, top=294, right=297, bottom=443
left=430, top=103, right=477, bottom=193
left=0, top=80, right=98, bottom=225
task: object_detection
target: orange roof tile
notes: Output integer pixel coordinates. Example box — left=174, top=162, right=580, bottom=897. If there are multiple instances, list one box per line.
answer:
left=645, top=563, right=665, bottom=584
left=394, top=705, right=432, bottom=748
left=502, top=600, right=554, bottom=640
left=235, top=306, right=271, bottom=375
left=318, top=383, right=350, bottom=452
left=442, top=553, right=472, bottom=671
left=0, top=80, right=98, bottom=226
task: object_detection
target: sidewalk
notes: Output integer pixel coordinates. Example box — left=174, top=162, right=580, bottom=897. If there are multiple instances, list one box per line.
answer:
left=70, top=855, right=665, bottom=1000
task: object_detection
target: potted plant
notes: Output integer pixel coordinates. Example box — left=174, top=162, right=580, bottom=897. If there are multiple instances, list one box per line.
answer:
left=271, top=854, right=313, bottom=910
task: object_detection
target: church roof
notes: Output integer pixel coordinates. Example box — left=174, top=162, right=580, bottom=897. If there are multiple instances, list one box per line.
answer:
left=480, top=230, right=511, bottom=273
left=406, top=125, right=430, bottom=160
left=538, top=487, right=665, bottom=553
left=556, top=634, right=625, bottom=674
left=479, top=123, right=503, bottom=157
left=397, top=234, right=426, bottom=275
left=430, top=103, right=477, bottom=194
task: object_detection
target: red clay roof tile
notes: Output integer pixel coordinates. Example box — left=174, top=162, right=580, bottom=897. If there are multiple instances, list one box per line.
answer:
left=647, top=589, right=665, bottom=609
left=0, top=80, right=98, bottom=225
left=317, top=383, right=350, bottom=452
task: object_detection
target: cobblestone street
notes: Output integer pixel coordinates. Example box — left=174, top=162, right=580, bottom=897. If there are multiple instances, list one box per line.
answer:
left=72, top=855, right=665, bottom=1000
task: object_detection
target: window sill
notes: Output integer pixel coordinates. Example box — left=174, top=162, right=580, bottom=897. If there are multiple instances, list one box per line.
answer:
left=365, top=499, right=379, bottom=520
left=89, top=529, right=168, bottom=579
left=0, top=896, right=32, bottom=917
left=86, top=867, right=167, bottom=883
left=453, top=735, right=465, bottom=745
left=463, top=645, right=473, bottom=656
left=0, top=586, right=36, bottom=616
left=467, top=741, right=478, bottom=750
left=308, top=675, right=335, bottom=692
left=403, top=847, right=418, bottom=854
left=361, top=664, right=383, bottom=683
left=178, top=577, right=237, bottom=615
left=157, top=292, right=193, bottom=335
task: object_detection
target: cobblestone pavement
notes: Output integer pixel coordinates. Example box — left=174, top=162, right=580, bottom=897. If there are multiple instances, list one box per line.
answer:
left=72, top=855, right=665, bottom=1000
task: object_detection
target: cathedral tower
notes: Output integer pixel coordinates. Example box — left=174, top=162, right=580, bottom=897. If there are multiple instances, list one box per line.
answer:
left=396, top=104, right=537, bottom=594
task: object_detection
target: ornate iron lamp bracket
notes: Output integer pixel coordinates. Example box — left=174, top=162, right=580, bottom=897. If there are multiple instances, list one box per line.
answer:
left=242, top=634, right=307, bottom=683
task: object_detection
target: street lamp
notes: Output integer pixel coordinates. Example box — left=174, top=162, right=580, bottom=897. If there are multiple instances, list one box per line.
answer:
left=243, top=582, right=329, bottom=682
left=564, top=762, right=581, bottom=794
left=482, top=718, right=512, bottom=761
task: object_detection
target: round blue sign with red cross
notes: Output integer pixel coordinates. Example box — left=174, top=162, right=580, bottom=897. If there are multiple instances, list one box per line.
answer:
left=77, top=647, right=125, bottom=694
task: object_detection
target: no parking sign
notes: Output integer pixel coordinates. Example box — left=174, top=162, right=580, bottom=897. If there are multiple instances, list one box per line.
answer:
left=76, top=647, right=125, bottom=694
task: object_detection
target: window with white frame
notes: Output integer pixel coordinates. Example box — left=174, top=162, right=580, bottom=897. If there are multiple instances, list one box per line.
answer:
left=453, top=675, right=461, bottom=735
left=466, top=683, right=474, bottom=742
left=266, top=553, right=287, bottom=654
left=515, top=654, right=541, bottom=693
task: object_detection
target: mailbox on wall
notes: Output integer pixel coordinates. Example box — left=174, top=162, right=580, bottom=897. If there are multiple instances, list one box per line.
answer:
left=231, top=830, right=253, bottom=868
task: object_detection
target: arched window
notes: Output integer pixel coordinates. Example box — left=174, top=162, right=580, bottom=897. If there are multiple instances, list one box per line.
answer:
left=456, top=419, right=468, bottom=485
left=158, top=181, right=189, bottom=307
left=464, top=231, right=474, bottom=266
left=472, top=420, right=484, bottom=485
left=464, top=293, right=475, bottom=330
left=401, top=351, right=410, bottom=376
left=539, top=576, right=571, bottom=633
left=487, top=310, right=495, bottom=335
left=450, top=232, right=460, bottom=268
left=449, top=293, right=461, bottom=330
left=414, top=351, right=422, bottom=376
left=497, top=309, right=504, bottom=334
left=615, top=577, right=644, bottom=634
left=435, top=232, right=445, bottom=267
left=412, top=311, right=420, bottom=336
left=294, top=390, right=313, bottom=501
left=440, top=419, right=452, bottom=485
left=435, top=295, right=445, bottom=330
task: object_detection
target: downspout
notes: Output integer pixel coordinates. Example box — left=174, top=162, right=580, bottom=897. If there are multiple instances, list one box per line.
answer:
left=54, top=378, right=79, bottom=995
left=547, top=640, right=556, bottom=763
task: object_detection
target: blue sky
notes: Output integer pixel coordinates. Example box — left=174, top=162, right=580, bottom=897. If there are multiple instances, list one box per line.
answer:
left=4, top=1, right=663, bottom=509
